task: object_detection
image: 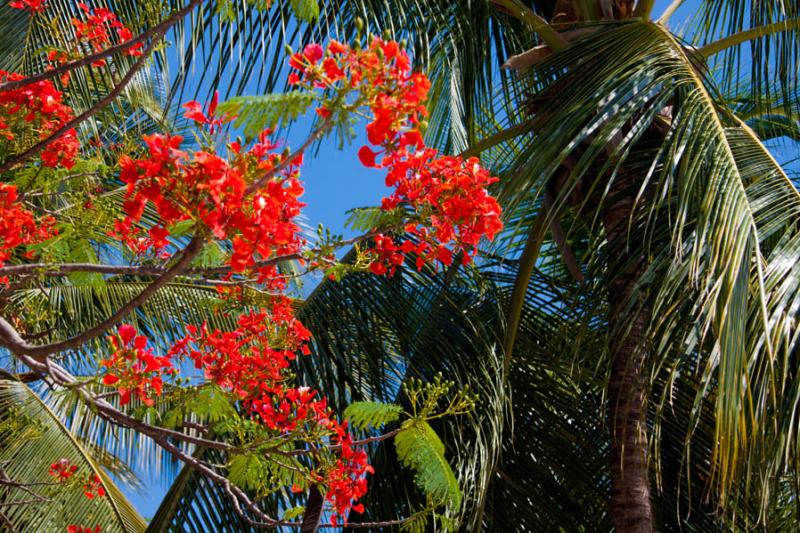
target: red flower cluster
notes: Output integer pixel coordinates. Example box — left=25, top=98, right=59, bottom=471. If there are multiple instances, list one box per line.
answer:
left=114, top=120, right=305, bottom=273
left=72, top=3, right=143, bottom=66
left=0, top=184, right=55, bottom=283
left=183, top=91, right=227, bottom=134
left=82, top=474, right=105, bottom=499
left=169, top=299, right=311, bottom=405
left=164, top=298, right=372, bottom=521
left=49, top=459, right=78, bottom=481
left=370, top=149, right=502, bottom=273
left=49, top=459, right=106, bottom=504
left=99, top=324, right=176, bottom=406
left=8, top=0, right=46, bottom=12
left=289, top=38, right=502, bottom=275
left=0, top=70, right=79, bottom=168
left=67, top=526, right=101, bottom=533
left=325, top=423, right=373, bottom=523
left=289, top=38, right=428, bottom=144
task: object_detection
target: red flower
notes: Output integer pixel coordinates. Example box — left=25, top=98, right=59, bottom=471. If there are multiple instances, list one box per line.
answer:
left=49, top=459, right=78, bottom=482
left=67, top=526, right=101, bottom=533
left=100, top=325, right=177, bottom=406
left=9, top=0, right=46, bottom=13
left=0, top=70, right=80, bottom=168
left=357, top=146, right=378, bottom=168
left=303, top=43, right=324, bottom=64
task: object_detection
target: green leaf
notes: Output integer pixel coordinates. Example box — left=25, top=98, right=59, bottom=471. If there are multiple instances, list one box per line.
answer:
left=282, top=505, right=306, bottom=520
left=401, top=511, right=428, bottom=533
left=218, top=92, right=315, bottom=139
left=289, top=0, right=320, bottom=22
left=228, top=453, right=269, bottom=491
left=186, top=386, right=237, bottom=423
left=395, top=421, right=461, bottom=508
left=344, top=400, right=403, bottom=430
left=0, top=380, right=146, bottom=532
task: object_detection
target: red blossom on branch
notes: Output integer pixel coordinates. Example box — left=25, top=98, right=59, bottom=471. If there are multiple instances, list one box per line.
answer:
left=72, top=3, right=143, bottom=65
left=66, top=526, right=101, bottom=533
left=82, top=474, right=105, bottom=499
left=289, top=37, right=502, bottom=275
left=8, top=0, right=46, bottom=12
left=48, top=459, right=78, bottom=482
left=0, top=183, right=56, bottom=283
left=113, top=127, right=305, bottom=275
left=99, top=324, right=177, bottom=406
left=0, top=70, right=79, bottom=168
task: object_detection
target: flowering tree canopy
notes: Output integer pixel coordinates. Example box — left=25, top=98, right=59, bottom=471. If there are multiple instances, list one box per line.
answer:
left=0, top=1, right=501, bottom=531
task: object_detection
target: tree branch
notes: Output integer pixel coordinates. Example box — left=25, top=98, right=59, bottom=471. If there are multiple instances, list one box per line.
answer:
left=0, top=10, right=168, bottom=173
left=0, top=231, right=377, bottom=279
left=0, top=235, right=204, bottom=359
left=0, top=0, right=202, bottom=93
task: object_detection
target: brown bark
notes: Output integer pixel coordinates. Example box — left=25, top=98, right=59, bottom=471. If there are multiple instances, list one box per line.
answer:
left=603, top=193, right=654, bottom=533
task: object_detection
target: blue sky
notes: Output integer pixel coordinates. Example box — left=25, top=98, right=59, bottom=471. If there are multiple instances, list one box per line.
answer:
left=121, top=0, right=800, bottom=520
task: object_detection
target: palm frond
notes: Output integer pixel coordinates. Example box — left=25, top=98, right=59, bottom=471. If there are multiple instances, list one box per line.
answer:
left=0, top=379, right=146, bottom=532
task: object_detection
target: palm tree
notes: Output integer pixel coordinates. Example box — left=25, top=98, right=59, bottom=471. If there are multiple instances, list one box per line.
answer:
left=1, top=0, right=800, bottom=531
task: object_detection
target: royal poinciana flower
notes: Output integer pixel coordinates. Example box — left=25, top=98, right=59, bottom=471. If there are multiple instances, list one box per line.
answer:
left=289, top=37, right=502, bottom=275
left=110, top=306, right=373, bottom=522
left=183, top=90, right=228, bottom=133
left=0, top=184, right=56, bottom=283
left=48, top=459, right=78, bottom=482
left=11, top=0, right=142, bottom=71
left=67, top=526, right=101, bottom=533
left=0, top=70, right=80, bottom=168
left=113, top=128, right=305, bottom=272
left=72, top=2, right=143, bottom=65
left=8, top=0, right=46, bottom=12
left=100, top=324, right=176, bottom=406
left=325, top=423, right=373, bottom=522
left=82, top=474, right=105, bottom=499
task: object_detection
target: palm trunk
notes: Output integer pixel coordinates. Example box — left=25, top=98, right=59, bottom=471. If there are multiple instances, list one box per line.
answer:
left=603, top=196, right=654, bottom=533
left=607, top=306, right=653, bottom=532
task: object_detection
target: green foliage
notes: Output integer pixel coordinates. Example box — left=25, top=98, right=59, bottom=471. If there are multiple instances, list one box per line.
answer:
left=395, top=420, right=462, bottom=509
left=403, top=373, right=477, bottom=420
left=345, top=206, right=407, bottom=233
left=0, top=380, right=146, bottom=532
left=228, top=453, right=270, bottom=491
left=289, top=0, right=320, bottom=22
left=344, top=400, right=403, bottom=430
left=400, top=511, right=428, bottom=533
left=186, top=386, right=237, bottom=423
left=218, top=92, right=315, bottom=139
left=282, top=505, right=306, bottom=520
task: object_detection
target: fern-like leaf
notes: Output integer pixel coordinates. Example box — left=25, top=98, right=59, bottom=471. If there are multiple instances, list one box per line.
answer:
left=344, top=400, right=403, bottom=430
left=218, top=93, right=315, bottom=139
left=289, top=0, right=320, bottom=22
left=395, top=420, right=462, bottom=509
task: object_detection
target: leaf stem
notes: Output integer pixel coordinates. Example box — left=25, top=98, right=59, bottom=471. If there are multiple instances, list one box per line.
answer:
left=697, top=19, right=800, bottom=58
left=490, top=0, right=566, bottom=51
left=657, top=0, right=685, bottom=25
